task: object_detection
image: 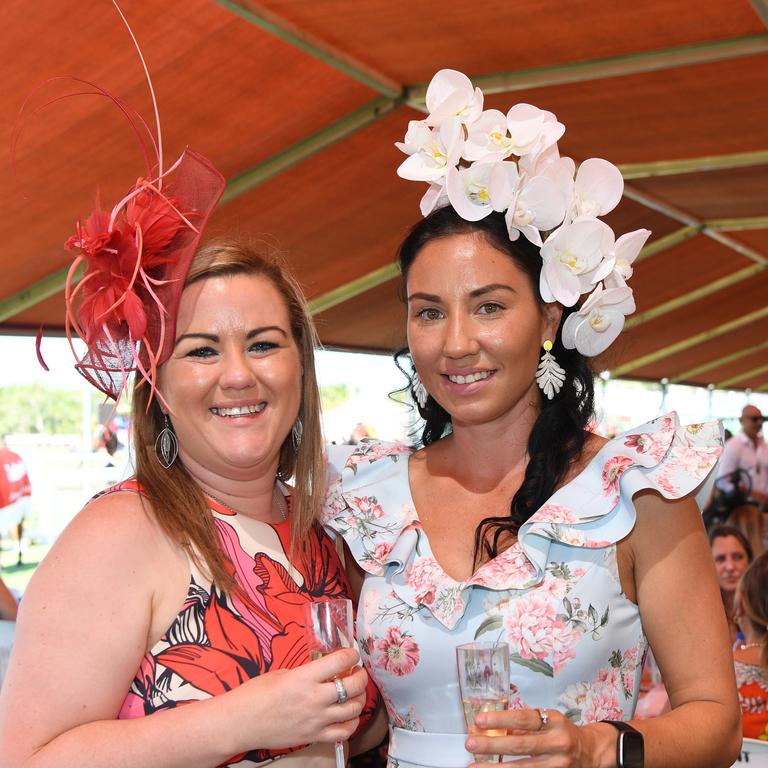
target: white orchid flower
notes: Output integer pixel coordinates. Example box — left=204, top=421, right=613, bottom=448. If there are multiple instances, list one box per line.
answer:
left=604, top=228, right=652, bottom=288
left=424, top=69, right=483, bottom=128
left=504, top=176, right=568, bottom=246
left=506, top=104, right=565, bottom=160
left=561, top=283, right=636, bottom=356
left=419, top=181, right=450, bottom=217
left=539, top=218, right=613, bottom=306
left=445, top=160, right=504, bottom=221
left=572, top=158, right=624, bottom=218
left=464, top=109, right=514, bottom=161
left=396, top=117, right=464, bottom=183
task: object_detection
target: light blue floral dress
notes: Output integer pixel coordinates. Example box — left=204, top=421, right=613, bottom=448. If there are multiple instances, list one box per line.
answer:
left=322, top=413, right=722, bottom=768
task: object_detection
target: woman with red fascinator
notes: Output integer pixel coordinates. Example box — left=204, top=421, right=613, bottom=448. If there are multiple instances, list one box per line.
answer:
left=0, top=11, right=377, bottom=767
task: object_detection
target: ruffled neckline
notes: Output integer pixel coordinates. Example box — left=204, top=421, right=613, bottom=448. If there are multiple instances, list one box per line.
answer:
left=323, top=412, right=722, bottom=629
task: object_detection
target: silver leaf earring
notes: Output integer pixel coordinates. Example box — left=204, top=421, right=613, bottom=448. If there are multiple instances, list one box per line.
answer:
left=412, top=370, right=429, bottom=409
left=155, top=414, right=179, bottom=469
left=536, top=340, right=565, bottom=400
left=291, top=418, right=303, bottom=449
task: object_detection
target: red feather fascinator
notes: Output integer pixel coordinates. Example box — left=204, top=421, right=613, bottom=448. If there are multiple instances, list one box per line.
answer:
left=18, top=2, right=225, bottom=406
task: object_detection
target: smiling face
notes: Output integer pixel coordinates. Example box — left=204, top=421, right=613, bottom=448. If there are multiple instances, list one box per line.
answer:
left=712, top=534, right=750, bottom=593
left=157, top=273, right=302, bottom=481
left=406, top=232, right=561, bottom=428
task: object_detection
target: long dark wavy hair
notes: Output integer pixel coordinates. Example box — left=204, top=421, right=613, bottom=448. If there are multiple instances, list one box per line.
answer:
left=395, top=206, right=595, bottom=566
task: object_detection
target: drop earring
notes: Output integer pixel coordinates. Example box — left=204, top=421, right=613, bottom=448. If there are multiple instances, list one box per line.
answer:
left=536, top=340, right=565, bottom=400
left=412, top=370, right=429, bottom=409
left=155, top=414, right=179, bottom=469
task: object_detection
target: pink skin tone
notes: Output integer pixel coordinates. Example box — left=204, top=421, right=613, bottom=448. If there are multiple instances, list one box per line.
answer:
left=406, top=232, right=561, bottom=433
left=711, top=535, right=749, bottom=594
left=157, top=273, right=301, bottom=512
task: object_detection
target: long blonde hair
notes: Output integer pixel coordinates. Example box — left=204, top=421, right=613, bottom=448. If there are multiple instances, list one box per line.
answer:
left=131, top=239, right=324, bottom=593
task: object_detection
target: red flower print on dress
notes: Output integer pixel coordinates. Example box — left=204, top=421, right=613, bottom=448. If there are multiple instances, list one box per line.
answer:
left=623, top=432, right=668, bottom=461
left=376, top=626, right=420, bottom=677
left=601, top=455, right=634, bottom=499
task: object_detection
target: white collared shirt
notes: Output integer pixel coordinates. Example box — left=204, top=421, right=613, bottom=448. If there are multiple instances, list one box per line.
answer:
left=715, top=431, right=768, bottom=496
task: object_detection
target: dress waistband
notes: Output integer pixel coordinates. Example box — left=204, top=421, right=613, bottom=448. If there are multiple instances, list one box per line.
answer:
left=388, top=728, right=473, bottom=767
left=388, top=727, right=525, bottom=766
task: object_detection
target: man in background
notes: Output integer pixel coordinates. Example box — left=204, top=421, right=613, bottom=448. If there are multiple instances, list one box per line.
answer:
left=716, top=405, right=768, bottom=508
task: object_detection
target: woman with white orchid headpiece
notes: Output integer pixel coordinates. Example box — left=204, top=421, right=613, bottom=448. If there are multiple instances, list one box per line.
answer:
left=322, top=69, right=741, bottom=768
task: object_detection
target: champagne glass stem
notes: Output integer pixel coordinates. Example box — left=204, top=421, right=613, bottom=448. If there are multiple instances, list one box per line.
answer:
left=335, top=739, right=345, bottom=768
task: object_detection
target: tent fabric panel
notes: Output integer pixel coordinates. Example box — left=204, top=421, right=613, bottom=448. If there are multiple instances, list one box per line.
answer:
left=480, top=54, right=768, bottom=164
left=314, top=277, right=406, bottom=351
left=629, top=168, right=768, bottom=221
left=255, top=0, right=765, bottom=83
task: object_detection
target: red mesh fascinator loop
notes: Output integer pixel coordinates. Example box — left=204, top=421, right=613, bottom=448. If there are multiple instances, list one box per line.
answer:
left=65, top=149, right=225, bottom=403
left=18, top=2, right=227, bottom=407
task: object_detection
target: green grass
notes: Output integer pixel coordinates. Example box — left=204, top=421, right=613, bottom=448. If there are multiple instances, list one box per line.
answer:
left=0, top=542, right=51, bottom=595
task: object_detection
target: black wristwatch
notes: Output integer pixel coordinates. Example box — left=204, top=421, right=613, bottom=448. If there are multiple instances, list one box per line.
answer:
left=601, top=720, right=644, bottom=768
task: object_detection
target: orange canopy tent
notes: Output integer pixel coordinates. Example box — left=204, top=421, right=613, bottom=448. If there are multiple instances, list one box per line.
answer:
left=2, top=0, right=767, bottom=390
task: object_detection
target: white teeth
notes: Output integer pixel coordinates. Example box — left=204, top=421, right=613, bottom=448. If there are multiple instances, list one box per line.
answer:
left=448, top=371, right=492, bottom=384
left=211, top=403, right=266, bottom=417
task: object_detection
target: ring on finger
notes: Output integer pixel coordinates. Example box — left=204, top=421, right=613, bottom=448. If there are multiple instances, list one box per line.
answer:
left=538, top=708, right=549, bottom=729
left=333, top=677, right=348, bottom=705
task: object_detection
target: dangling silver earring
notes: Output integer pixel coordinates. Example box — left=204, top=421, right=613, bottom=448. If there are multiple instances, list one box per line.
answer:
left=536, top=340, right=565, bottom=400
left=155, top=414, right=178, bottom=469
left=412, top=370, right=429, bottom=409
left=291, top=418, right=303, bottom=449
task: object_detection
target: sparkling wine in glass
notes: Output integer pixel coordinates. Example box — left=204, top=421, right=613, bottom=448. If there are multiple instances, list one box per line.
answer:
left=303, top=598, right=354, bottom=768
left=456, top=641, right=510, bottom=763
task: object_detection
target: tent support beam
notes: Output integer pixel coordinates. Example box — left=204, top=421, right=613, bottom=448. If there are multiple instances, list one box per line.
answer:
left=222, top=94, right=401, bottom=204
left=618, top=149, right=768, bottom=179
left=717, top=361, right=768, bottom=388
left=309, top=263, right=399, bottom=316
left=671, top=339, right=768, bottom=384
left=213, top=0, right=401, bottom=97
left=613, top=306, right=768, bottom=376
left=407, top=35, right=768, bottom=101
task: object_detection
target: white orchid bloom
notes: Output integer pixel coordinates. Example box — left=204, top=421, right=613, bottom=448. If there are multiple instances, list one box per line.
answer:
left=464, top=109, right=514, bottom=161
left=539, top=218, right=613, bottom=306
left=396, top=117, right=464, bottom=183
left=446, top=160, right=504, bottom=221
left=504, top=176, right=568, bottom=246
left=419, top=181, right=450, bottom=217
left=572, top=158, right=624, bottom=218
left=604, top=228, right=652, bottom=288
left=561, top=283, right=636, bottom=356
left=506, top=104, right=565, bottom=161
left=424, top=69, right=483, bottom=128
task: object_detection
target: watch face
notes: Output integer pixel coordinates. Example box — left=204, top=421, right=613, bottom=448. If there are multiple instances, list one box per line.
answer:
left=619, top=730, right=644, bottom=768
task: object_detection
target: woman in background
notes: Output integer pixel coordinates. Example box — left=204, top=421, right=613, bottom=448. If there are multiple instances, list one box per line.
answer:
left=711, top=524, right=753, bottom=645
left=733, top=551, right=768, bottom=740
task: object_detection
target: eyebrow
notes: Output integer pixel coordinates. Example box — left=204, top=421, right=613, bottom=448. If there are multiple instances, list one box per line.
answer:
left=408, top=284, right=517, bottom=302
left=174, top=326, right=288, bottom=347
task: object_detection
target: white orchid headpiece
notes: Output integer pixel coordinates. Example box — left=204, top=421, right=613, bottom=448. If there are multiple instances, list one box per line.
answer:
left=396, top=69, right=651, bottom=358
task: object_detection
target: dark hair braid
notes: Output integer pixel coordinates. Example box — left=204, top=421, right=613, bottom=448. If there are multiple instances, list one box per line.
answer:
left=396, top=206, right=595, bottom=565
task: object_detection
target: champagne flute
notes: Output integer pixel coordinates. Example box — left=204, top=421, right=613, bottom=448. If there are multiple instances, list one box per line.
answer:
left=303, top=598, right=355, bottom=768
left=456, top=641, right=510, bottom=763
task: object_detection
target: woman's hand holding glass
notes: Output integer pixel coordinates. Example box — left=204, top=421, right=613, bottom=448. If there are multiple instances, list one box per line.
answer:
left=222, top=645, right=368, bottom=755
left=465, top=708, right=617, bottom=768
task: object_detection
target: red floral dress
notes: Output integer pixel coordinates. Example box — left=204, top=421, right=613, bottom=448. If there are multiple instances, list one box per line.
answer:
left=106, top=480, right=378, bottom=766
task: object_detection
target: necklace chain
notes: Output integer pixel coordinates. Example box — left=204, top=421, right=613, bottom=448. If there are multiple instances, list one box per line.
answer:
left=206, top=481, right=288, bottom=522
left=739, top=641, right=765, bottom=650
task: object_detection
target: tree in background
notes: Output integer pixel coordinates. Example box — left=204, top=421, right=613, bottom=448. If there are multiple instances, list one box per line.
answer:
left=0, top=384, right=83, bottom=435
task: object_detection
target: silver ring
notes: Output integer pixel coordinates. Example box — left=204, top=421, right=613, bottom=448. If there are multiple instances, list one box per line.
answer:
left=538, top=708, right=549, bottom=729
left=333, top=677, right=348, bottom=705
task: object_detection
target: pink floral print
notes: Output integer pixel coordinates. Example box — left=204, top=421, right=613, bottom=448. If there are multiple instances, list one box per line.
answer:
left=601, top=454, right=634, bottom=500
left=377, top=626, right=420, bottom=677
